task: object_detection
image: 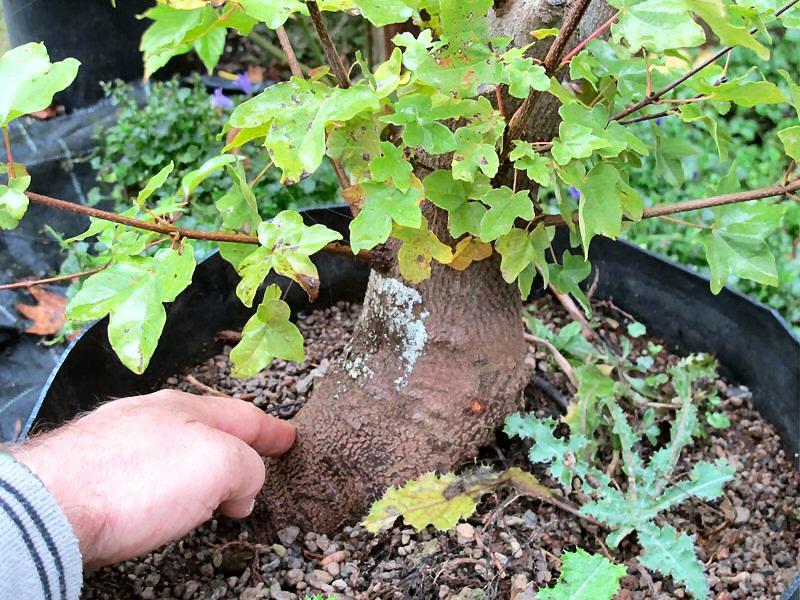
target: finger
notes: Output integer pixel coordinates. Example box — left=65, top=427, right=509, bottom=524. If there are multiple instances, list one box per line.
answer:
left=215, top=434, right=267, bottom=519
left=153, top=391, right=297, bottom=456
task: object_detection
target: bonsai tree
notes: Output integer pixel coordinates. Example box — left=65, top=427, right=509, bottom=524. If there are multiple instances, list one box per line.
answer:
left=2, top=0, right=798, bottom=540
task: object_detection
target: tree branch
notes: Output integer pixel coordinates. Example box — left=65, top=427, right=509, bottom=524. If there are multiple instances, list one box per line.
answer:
left=24, top=191, right=371, bottom=261
left=306, top=1, right=351, bottom=88
left=536, top=179, right=800, bottom=227
left=276, top=26, right=306, bottom=78
left=559, top=10, right=619, bottom=67
left=610, top=0, right=800, bottom=122
left=504, top=0, right=594, bottom=147
left=0, top=265, right=108, bottom=291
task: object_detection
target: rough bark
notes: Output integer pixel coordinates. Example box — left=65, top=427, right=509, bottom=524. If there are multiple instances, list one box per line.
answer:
left=253, top=0, right=614, bottom=534
left=257, top=250, right=527, bottom=533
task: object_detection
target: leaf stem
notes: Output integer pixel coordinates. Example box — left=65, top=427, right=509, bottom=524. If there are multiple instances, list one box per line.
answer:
left=306, top=1, right=350, bottom=88
left=2, top=126, right=16, bottom=179
left=23, top=191, right=371, bottom=261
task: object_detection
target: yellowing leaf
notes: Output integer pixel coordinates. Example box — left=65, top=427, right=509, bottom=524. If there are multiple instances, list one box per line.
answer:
left=363, top=471, right=479, bottom=532
left=363, top=467, right=551, bottom=533
left=450, top=237, right=493, bottom=270
left=394, top=217, right=454, bottom=283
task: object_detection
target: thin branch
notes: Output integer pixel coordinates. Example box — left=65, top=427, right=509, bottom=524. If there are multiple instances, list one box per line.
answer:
left=24, top=191, right=371, bottom=261
left=0, top=265, right=108, bottom=291
left=504, top=0, right=594, bottom=146
left=2, top=126, right=15, bottom=178
left=618, top=109, right=673, bottom=126
left=276, top=26, right=305, bottom=78
left=273, top=19, right=352, bottom=193
left=536, top=179, right=800, bottom=227
left=524, top=331, right=579, bottom=389
left=610, top=0, right=800, bottom=122
left=559, top=10, right=619, bottom=67
left=549, top=284, right=595, bottom=340
left=185, top=374, right=233, bottom=398
left=306, top=1, right=350, bottom=88
left=248, top=30, right=311, bottom=74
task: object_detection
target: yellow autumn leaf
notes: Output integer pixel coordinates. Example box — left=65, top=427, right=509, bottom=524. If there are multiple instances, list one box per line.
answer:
left=450, top=236, right=493, bottom=270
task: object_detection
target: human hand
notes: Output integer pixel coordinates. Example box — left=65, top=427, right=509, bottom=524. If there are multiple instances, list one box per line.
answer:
left=11, top=390, right=295, bottom=569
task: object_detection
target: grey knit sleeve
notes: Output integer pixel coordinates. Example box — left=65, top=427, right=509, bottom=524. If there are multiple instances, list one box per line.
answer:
left=0, top=451, right=83, bottom=600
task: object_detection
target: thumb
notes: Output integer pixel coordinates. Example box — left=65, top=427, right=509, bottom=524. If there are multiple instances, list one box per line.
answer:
left=215, top=435, right=267, bottom=519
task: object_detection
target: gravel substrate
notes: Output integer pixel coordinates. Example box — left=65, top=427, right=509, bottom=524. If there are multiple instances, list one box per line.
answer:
left=82, top=299, right=800, bottom=600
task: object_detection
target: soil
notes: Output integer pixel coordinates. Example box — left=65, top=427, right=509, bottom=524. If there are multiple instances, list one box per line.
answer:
left=82, top=297, right=800, bottom=600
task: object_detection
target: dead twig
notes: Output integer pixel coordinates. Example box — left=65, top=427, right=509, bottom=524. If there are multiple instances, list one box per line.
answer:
left=524, top=332, right=579, bottom=389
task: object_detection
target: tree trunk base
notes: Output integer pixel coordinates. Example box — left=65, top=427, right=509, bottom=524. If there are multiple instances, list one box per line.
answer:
left=253, top=256, right=529, bottom=535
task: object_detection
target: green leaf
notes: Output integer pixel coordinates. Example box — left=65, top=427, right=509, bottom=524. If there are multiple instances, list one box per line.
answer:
left=394, top=0, right=502, bottom=97
left=509, top=141, right=551, bottom=186
left=711, top=80, right=786, bottom=107
left=372, top=48, right=408, bottom=98
left=235, top=246, right=274, bottom=308
left=501, top=51, right=550, bottom=98
left=194, top=24, right=227, bottom=72
left=0, top=175, right=31, bottom=230
left=684, top=0, right=769, bottom=60
left=478, top=187, right=534, bottom=242
left=380, top=94, right=459, bottom=154
left=638, top=524, right=709, bottom=600
left=230, top=284, right=305, bottom=377
left=627, top=322, right=647, bottom=338
left=577, top=163, right=624, bottom=256
left=238, top=0, right=306, bottom=28
left=141, top=6, right=253, bottom=77
left=231, top=79, right=379, bottom=182
left=326, top=115, right=384, bottom=181
left=369, top=141, right=413, bottom=191
left=495, top=225, right=550, bottom=284
left=66, top=246, right=196, bottom=374
left=504, top=413, right=588, bottom=486
left=550, top=252, right=591, bottom=316
left=259, top=210, right=343, bottom=300
left=180, top=154, right=239, bottom=197
left=136, top=162, right=175, bottom=207
left=612, top=0, right=706, bottom=53
left=701, top=202, right=785, bottom=293
left=778, top=125, right=800, bottom=161
left=0, top=43, right=80, bottom=126
left=355, top=0, right=415, bottom=26
left=350, top=182, right=423, bottom=253
left=537, top=548, right=626, bottom=600
left=656, top=459, right=735, bottom=510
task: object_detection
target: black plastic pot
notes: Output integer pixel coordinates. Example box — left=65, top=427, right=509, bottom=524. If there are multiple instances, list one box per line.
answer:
left=25, top=207, right=800, bottom=598
left=1, top=0, right=152, bottom=108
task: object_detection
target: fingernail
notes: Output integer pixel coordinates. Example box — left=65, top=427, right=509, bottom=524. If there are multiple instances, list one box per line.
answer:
left=247, top=499, right=256, bottom=515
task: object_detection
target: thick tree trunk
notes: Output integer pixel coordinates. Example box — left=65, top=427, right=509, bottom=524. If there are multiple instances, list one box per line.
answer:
left=253, top=0, right=614, bottom=534
left=257, top=251, right=528, bottom=533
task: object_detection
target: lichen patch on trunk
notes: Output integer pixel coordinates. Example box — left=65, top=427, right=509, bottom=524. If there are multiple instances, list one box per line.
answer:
left=359, top=272, right=430, bottom=389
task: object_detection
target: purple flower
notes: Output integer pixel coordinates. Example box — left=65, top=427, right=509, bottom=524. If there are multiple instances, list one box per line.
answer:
left=235, top=73, right=254, bottom=95
left=568, top=186, right=581, bottom=200
left=211, top=88, right=234, bottom=110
